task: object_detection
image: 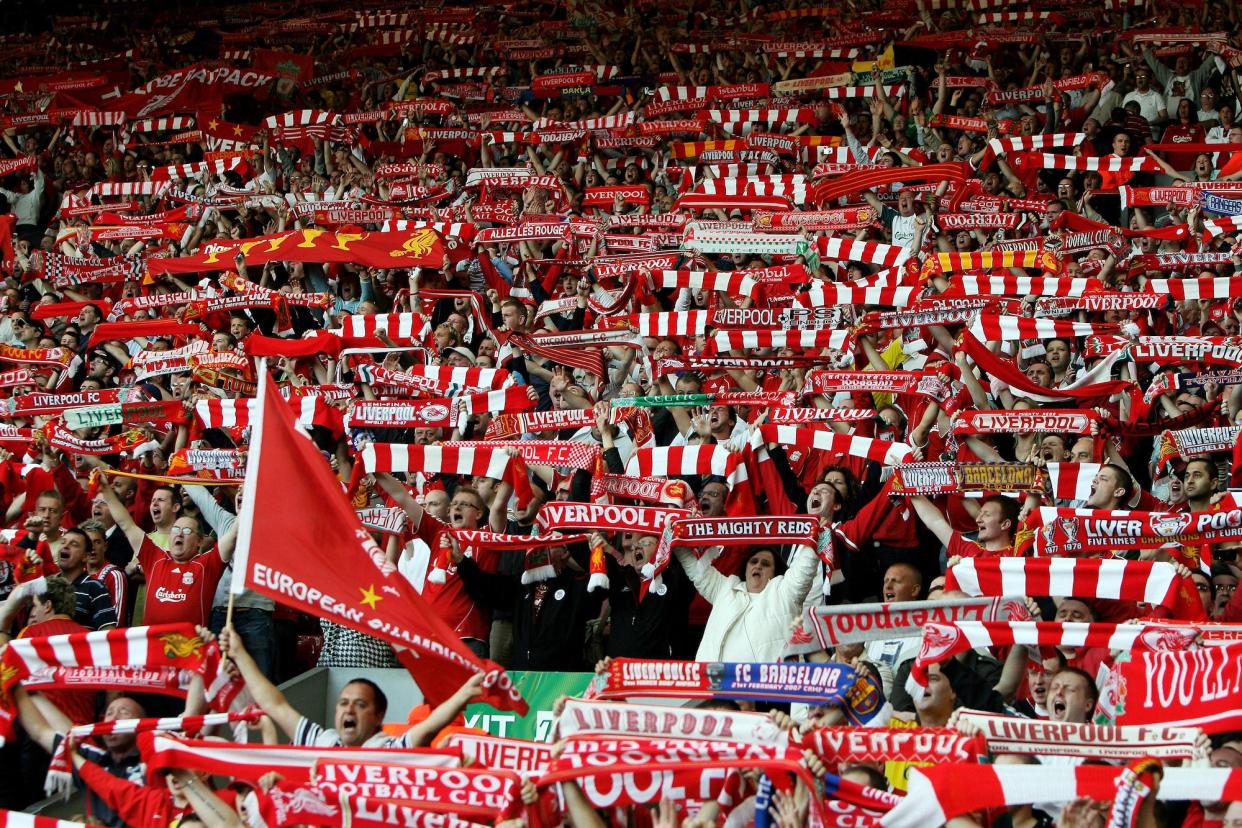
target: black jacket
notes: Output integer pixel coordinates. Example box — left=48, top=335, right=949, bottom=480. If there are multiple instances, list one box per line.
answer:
left=604, top=552, right=693, bottom=659
left=456, top=553, right=603, bottom=672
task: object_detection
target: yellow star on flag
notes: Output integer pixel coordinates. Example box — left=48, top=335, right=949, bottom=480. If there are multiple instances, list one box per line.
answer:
left=359, top=584, right=383, bottom=610
left=207, top=119, right=219, bottom=130
left=232, top=124, right=243, bottom=136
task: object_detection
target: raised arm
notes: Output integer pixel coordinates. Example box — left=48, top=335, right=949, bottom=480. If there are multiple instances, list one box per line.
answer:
left=94, top=471, right=147, bottom=553
left=218, top=623, right=302, bottom=740
left=910, top=495, right=955, bottom=547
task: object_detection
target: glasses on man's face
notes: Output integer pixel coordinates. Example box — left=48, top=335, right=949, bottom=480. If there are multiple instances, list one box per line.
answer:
left=169, top=526, right=197, bottom=537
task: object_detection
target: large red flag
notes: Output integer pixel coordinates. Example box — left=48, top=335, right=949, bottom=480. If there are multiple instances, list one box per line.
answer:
left=232, top=366, right=526, bottom=713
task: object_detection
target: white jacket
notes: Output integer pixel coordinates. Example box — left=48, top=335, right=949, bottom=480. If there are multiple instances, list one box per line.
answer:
left=676, top=545, right=819, bottom=663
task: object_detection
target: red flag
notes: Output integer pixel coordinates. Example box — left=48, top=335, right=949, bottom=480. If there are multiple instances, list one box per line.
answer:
left=232, top=366, right=526, bottom=714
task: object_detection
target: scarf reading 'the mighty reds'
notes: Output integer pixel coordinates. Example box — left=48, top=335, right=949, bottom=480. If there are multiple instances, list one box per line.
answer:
left=907, top=620, right=1200, bottom=698
left=951, top=709, right=1205, bottom=760
left=0, top=624, right=241, bottom=746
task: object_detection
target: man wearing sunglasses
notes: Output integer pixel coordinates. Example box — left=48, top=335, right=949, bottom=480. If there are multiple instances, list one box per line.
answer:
left=97, top=476, right=234, bottom=627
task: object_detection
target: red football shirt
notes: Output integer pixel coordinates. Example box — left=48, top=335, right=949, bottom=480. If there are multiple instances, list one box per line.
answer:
left=413, top=513, right=495, bottom=642
left=137, top=538, right=226, bottom=627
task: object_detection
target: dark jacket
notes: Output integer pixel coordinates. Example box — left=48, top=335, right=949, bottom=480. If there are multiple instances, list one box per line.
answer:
left=604, top=551, right=693, bottom=659
left=457, top=551, right=603, bottom=672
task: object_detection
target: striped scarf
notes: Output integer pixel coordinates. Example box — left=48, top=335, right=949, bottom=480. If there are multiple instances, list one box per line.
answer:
left=46, top=709, right=262, bottom=798
left=753, top=424, right=914, bottom=466
left=908, top=620, right=1199, bottom=698
left=967, top=315, right=1114, bottom=341
left=946, top=558, right=1187, bottom=611
left=883, top=763, right=1240, bottom=828
left=1143, top=276, right=1242, bottom=300
left=952, top=709, right=1204, bottom=760
left=0, top=624, right=243, bottom=746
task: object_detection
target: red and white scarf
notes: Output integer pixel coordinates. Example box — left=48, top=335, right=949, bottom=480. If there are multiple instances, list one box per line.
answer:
left=555, top=698, right=786, bottom=745
left=443, top=440, right=600, bottom=472
left=625, top=445, right=740, bottom=481
left=967, top=315, right=1115, bottom=342
left=708, top=328, right=850, bottom=353
left=538, top=735, right=811, bottom=819
left=951, top=709, right=1205, bottom=760
left=801, top=726, right=983, bottom=764
left=952, top=410, right=1098, bottom=436
left=788, top=597, right=1021, bottom=656
left=1143, top=276, right=1242, bottom=300
left=312, top=759, right=519, bottom=821
left=359, top=444, right=532, bottom=514
left=754, top=424, right=915, bottom=466
left=883, top=765, right=1241, bottom=828
left=1045, top=462, right=1102, bottom=502
left=946, top=558, right=1186, bottom=611
left=908, top=620, right=1198, bottom=698
left=0, top=624, right=241, bottom=745
left=140, top=732, right=461, bottom=785
left=945, top=275, right=1100, bottom=298
left=46, top=709, right=262, bottom=798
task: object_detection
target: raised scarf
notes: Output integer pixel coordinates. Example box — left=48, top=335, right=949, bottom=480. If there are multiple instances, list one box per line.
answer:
left=594, top=658, right=859, bottom=705
left=0, top=624, right=241, bottom=746
left=1145, top=276, right=1242, bottom=300
left=944, top=275, right=1100, bottom=297
left=1098, top=642, right=1242, bottom=734
left=952, top=409, right=1098, bottom=436
left=952, top=709, right=1204, bottom=760
left=957, top=331, right=1132, bottom=403
left=787, top=597, right=1019, bottom=656
left=801, top=726, right=983, bottom=764
left=800, top=369, right=953, bottom=403
left=538, top=735, right=811, bottom=820
left=359, top=443, right=533, bottom=514
left=883, top=764, right=1242, bottom=828
left=312, top=759, right=519, bottom=821
left=589, top=472, right=691, bottom=507
left=908, top=620, right=1199, bottom=698
left=754, top=424, right=914, bottom=466
left=556, top=698, right=786, bottom=745
left=46, top=708, right=262, bottom=798
left=1033, top=505, right=1242, bottom=557
left=889, top=462, right=1040, bottom=496
left=140, top=731, right=461, bottom=785
left=947, top=557, right=1194, bottom=614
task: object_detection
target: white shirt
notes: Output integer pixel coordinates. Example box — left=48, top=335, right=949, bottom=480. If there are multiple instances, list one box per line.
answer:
left=1122, top=88, right=1165, bottom=123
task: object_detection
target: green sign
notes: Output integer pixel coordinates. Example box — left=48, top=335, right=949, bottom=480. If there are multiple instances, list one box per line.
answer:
left=464, top=671, right=593, bottom=741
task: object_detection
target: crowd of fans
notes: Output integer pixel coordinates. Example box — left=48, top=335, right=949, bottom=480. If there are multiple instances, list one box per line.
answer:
left=0, top=0, right=1240, bottom=825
